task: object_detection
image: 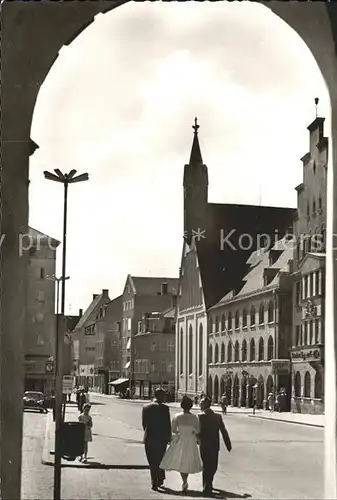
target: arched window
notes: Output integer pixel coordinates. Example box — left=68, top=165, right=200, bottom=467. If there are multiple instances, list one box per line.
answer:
left=227, top=342, right=232, bottom=362
left=259, top=304, right=264, bottom=324
left=208, top=344, right=213, bottom=364
left=242, top=309, right=247, bottom=328
left=312, top=197, right=316, bottom=214
left=215, top=315, right=219, bottom=333
left=198, top=324, right=203, bottom=376
left=180, top=328, right=184, bottom=374
left=258, top=337, right=264, bottom=361
left=250, top=306, right=256, bottom=326
left=294, top=372, right=301, bottom=398
left=318, top=194, right=322, bottom=211
left=214, top=343, right=219, bottom=363
left=234, top=341, right=240, bottom=362
left=221, top=314, right=226, bottom=332
left=267, top=336, right=274, bottom=360
left=268, top=301, right=274, bottom=323
left=235, top=310, right=240, bottom=329
left=228, top=312, right=232, bottom=331
left=315, top=371, right=323, bottom=399
left=188, top=325, right=193, bottom=374
left=321, top=223, right=326, bottom=252
left=242, top=339, right=247, bottom=361
left=250, top=339, right=255, bottom=362
left=304, top=371, right=311, bottom=398
left=220, top=343, right=225, bottom=363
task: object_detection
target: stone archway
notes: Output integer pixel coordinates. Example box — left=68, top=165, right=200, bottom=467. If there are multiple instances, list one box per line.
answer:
left=1, top=3, right=337, bottom=498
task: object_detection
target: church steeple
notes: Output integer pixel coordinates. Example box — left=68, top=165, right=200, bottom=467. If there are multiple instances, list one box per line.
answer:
left=189, top=118, right=203, bottom=165
left=183, top=118, right=209, bottom=244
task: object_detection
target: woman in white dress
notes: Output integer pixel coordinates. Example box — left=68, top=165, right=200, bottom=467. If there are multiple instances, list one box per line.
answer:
left=160, top=396, right=202, bottom=492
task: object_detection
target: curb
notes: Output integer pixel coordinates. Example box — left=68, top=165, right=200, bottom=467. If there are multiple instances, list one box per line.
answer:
left=41, top=411, right=54, bottom=466
left=248, top=414, right=324, bottom=428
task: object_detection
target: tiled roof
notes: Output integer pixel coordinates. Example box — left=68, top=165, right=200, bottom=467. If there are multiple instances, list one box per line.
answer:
left=195, top=203, right=296, bottom=308
left=218, top=236, right=293, bottom=303
left=130, top=276, right=179, bottom=296
left=28, top=226, right=60, bottom=246
left=73, top=293, right=103, bottom=330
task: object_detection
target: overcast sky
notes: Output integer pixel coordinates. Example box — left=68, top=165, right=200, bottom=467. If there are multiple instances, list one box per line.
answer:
left=29, top=1, right=330, bottom=314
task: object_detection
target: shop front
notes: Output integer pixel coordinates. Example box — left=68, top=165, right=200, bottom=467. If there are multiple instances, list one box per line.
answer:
left=291, top=346, right=324, bottom=414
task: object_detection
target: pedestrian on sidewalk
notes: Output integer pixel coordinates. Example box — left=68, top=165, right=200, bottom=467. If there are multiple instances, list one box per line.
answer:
left=268, top=393, right=274, bottom=412
left=78, top=389, right=86, bottom=413
left=198, top=397, right=232, bottom=497
left=220, top=393, right=228, bottom=415
left=142, top=388, right=171, bottom=491
left=160, top=396, right=202, bottom=494
left=78, top=403, right=93, bottom=463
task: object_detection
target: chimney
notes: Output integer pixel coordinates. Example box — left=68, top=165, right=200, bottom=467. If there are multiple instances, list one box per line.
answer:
left=93, top=294, right=98, bottom=300
left=79, top=309, right=83, bottom=318
left=102, top=289, right=109, bottom=297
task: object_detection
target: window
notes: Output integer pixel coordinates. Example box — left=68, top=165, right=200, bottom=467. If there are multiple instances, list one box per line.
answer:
left=208, top=344, right=213, bottom=364
left=214, top=344, right=219, bottom=363
left=242, top=339, right=247, bottom=361
left=242, top=309, right=247, bottom=328
left=151, top=361, right=156, bottom=373
left=235, top=310, right=240, bottom=329
left=315, top=372, right=323, bottom=399
left=258, top=337, right=264, bottom=361
left=198, top=324, right=203, bottom=376
left=268, top=301, right=274, bottom=323
left=234, top=341, right=240, bottom=362
left=127, top=318, right=131, bottom=331
left=167, top=361, right=174, bottom=373
left=250, top=339, right=255, bottom=361
left=259, top=304, right=264, bottom=324
left=294, top=372, right=301, bottom=398
left=40, top=268, right=45, bottom=279
left=304, top=371, right=311, bottom=398
left=307, top=202, right=310, bottom=218
left=220, top=343, right=225, bottom=363
left=296, top=282, right=301, bottom=307
left=250, top=307, right=256, bottom=327
left=150, top=341, right=157, bottom=352
left=312, top=197, right=316, bottom=214
left=267, top=336, right=274, bottom=359
left=221, top=314, right=226, bottom=332
left=127, top=285, right=130, bottom=294
left=295, top=326, right=300, bottom=346
left=167, top=341, right=174, bottom=352
left=315, top=319, right=320, bottom=344
left=227, top=342, right=232, bottom=362
left=228, top=312, right=232, bottom=331
left=321, top=224, right=326, bottom=252
left=313, top=161, right=316, bottom=174
left=161, top=283, right=168, bottom=295
left=161, top=361, right=166, bottom=373
left=137, top=321, right=142, bottom=333
left=188, top=325, right=193, bottom=374
left=318, top=194, right=322, bottom=212
left=37, top=290, right=45, bottom=302
left=215, top=315, right=219, bottom=332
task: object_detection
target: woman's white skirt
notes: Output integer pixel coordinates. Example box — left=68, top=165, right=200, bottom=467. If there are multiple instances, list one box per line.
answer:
left=160, top=434, right=202, bottom=474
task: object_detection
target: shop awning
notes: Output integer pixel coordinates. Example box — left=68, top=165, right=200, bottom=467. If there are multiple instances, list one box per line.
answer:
left=108, top=378, right=129, bottom=386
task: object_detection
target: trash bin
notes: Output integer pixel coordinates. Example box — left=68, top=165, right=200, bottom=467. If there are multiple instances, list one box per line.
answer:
left=60, top=422, right=85, bottom=461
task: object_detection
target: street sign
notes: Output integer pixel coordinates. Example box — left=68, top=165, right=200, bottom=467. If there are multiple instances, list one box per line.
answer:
left=271, top=359, right=291, bottom=375
left=62, top=375, right=73, bottom=394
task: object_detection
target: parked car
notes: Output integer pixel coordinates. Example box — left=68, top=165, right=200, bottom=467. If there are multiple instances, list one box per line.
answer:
left=23, top=391, right=48, bottom=413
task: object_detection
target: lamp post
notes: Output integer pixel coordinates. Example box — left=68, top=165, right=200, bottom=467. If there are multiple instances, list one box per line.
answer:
left=44, top=169, right=89, bottom=500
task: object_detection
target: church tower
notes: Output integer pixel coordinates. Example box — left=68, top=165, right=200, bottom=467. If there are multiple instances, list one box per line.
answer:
left=183, top=118, right=209, bottom=245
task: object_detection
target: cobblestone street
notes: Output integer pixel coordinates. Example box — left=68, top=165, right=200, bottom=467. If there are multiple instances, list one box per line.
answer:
left=22, top=395, right=323, bottom=499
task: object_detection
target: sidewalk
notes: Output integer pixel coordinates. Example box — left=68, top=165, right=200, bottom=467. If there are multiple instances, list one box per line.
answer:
left=91, top=392, right=324, bottom=428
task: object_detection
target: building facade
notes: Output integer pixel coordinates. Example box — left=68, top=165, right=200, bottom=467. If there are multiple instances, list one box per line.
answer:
left=72, top=289, right=111, bottom=387
left=208, top=237, right=293, bottom=409
left=94, top=295, right=123, bottom=394
left=120, top=275, right=178, bottom=384
left=133, top=308, right=176, bottom=399
left=176, top=120, right=296, bottom=401
left=24, top=228, right=60, bottom=394
left=290, top=115, right=328, bottom=414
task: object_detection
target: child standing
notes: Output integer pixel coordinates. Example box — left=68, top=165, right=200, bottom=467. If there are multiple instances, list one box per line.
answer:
left=78, top=403, right=93, bottom=463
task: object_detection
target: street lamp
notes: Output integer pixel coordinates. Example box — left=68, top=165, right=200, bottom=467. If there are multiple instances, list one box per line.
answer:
left=44, top=169, right=89, bottom=500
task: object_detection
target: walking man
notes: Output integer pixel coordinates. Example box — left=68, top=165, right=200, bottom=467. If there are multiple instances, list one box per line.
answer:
left=198, top=397, right=232, bottom=496
left=142, top=388, right=171, bottom=491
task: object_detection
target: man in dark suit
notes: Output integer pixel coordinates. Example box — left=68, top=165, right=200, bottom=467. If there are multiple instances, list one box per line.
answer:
left=142, top=388, right=171, bottom=490
left=198, top=397, right=232, bottom=496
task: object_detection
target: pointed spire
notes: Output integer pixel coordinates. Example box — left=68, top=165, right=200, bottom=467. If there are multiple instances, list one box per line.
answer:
left=189, top=117, right=203, bottom=165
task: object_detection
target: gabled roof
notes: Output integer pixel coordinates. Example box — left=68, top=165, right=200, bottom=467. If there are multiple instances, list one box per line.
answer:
left=129, top=276, right=179, bottom=296
left=28, top=226, right=60, bottom=247
left=195, top=202, right=296, bottom=309
left=73, top=293, right=104, bottom=331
